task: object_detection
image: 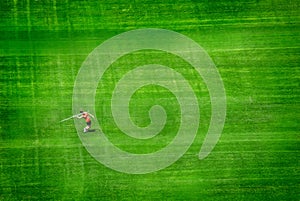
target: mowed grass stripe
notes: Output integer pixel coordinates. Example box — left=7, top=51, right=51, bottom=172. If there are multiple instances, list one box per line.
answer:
left=1, top=0, right=299, bottom=200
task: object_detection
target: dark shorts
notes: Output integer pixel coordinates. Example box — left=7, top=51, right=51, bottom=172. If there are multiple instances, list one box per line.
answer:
left=86, top=121, right=91, bottom=126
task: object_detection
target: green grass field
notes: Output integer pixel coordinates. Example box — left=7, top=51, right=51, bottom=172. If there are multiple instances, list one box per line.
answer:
left=1, top=0, right=299, bottom=200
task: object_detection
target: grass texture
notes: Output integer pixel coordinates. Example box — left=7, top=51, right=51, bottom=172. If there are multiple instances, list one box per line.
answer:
left=0, top=0, right=299, bottom=200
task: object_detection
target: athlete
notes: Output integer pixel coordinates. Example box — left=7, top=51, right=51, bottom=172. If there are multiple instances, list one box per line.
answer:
left=77, top=110, right=92, bottom=133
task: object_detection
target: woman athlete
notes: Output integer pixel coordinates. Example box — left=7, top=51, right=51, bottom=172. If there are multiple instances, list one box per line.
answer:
left=77, top=110, right=93, bottom=133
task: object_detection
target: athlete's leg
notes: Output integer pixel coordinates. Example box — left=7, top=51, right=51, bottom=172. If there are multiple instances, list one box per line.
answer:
left=84, top=121, right=91, bottom=132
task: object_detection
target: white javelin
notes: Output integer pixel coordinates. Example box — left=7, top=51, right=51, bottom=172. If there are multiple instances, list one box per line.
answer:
left=60, top=112, right=94, bottom=122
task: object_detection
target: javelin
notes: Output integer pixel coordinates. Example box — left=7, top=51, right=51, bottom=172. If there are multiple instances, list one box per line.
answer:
left=60, top=112, right=95, bottom=123
left=60, top=113, right=81, bottom=122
